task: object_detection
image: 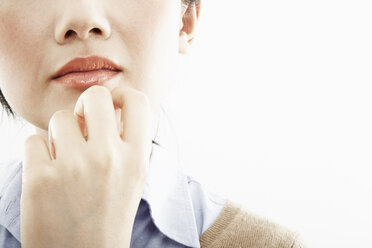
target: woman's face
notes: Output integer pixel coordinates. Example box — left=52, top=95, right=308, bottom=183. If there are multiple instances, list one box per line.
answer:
left=0, top=0, right=197, bottom=133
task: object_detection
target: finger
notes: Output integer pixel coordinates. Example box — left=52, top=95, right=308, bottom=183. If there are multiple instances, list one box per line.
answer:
left=23, top=135, right=52, bottom=171
left=110, top=86, right=152, bottom=147
left=48, top=110, right=86, bottom=160
left=76, top=113, right=88, bottom=140
left=73, top=85, right=119, bottom=144
left=48, top=127, right=56, bottom=160
left=115, top=108, right=123, bottom=137
left=22, top=135, right=52, bottom=196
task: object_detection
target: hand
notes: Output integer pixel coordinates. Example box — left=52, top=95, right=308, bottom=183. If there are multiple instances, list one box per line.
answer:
left=20, top=85, right=154, bottom=248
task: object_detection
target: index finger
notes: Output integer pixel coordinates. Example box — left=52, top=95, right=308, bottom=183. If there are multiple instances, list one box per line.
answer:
left=73, top=85, right=119, bottom=143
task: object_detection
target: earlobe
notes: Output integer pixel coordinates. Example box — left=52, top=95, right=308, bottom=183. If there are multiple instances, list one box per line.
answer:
left=178, top=2, right=200, bottom=54
left=178, top=31, right=189, bottom=54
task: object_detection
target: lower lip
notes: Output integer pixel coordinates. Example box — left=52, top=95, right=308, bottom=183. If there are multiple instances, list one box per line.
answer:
left=52, top=69, right=121, bottom=89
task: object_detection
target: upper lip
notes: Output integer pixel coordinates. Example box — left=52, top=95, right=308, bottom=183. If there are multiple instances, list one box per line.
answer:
left=51, top=56, right=122, bottom=79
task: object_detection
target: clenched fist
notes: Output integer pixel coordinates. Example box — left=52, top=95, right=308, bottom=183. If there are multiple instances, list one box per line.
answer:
left=20, top=85, right=154, bottom=248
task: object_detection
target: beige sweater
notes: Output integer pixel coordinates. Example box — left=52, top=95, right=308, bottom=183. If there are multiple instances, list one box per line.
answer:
left=199, top=200, right=307, bottom=248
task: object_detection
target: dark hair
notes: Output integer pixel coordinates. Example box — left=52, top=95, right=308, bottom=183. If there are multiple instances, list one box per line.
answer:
left=0, top=90, right=14, bottom=118
left=182, top=0, right=199, bottom=5
left=0, top=0, right=199, bottom=120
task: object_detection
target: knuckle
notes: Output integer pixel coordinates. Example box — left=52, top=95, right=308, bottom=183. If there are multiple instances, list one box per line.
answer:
left=117, top=87, right=150, bottom=107
left=95, top=162, right=113, bottom=177
left=27, top=169, right=57, bottom=196
left=86, top=85, right=111, bottom=99
left=38, top=172, right=56, bottom=187
left=88, top=148, right=115, bottom=173
left=50, top=109, right=72, bottom=124
left=68, top=163, right=84, bottom=181
left=114, top=86, right=132, bottom=100
left=24, top=134, right=42, bottom=147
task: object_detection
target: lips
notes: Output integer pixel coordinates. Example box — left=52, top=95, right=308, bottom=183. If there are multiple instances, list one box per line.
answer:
left=51, top=56, right=122, bottom=89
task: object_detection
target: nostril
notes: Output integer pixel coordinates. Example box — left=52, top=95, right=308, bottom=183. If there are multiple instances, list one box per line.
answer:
left=61, top=27, right=106, bottom=42
left=65, top=30, right=75, bottom=39
left=91, top=28, right=102, bottom=35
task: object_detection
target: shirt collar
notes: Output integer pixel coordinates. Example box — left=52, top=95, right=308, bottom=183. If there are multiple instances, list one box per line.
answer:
left=0, top=105, right=201, bottom=248
left=143, top=105, right=200, bottom=247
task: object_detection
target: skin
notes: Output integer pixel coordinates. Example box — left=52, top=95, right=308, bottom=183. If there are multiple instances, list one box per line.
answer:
left=0, top=0, right=201, bottom=247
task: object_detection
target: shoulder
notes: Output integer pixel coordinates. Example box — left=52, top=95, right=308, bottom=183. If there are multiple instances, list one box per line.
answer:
left=199, top=200, right=307, bottom=248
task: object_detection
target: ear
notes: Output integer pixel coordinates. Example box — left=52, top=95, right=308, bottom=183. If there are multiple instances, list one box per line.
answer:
left=179, top=1, right=201, bottom=54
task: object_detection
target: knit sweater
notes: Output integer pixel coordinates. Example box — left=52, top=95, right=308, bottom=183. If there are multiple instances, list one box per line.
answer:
left=199, top=200, right=306, bottom=248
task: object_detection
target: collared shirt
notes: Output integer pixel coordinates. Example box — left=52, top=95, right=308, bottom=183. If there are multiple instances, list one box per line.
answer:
left=0, top=105, right=227, bottom=248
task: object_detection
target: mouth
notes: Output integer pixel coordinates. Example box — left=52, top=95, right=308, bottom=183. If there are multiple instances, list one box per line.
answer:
left=51, top=56, right=122, bottom=89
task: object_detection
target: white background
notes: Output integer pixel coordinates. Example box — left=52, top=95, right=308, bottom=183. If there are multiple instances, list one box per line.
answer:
left=1, top=0, right=372, bottom=247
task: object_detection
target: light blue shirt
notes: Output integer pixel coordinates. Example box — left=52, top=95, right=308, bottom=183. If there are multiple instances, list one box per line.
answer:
left=0, top=106, right=227, bottom=248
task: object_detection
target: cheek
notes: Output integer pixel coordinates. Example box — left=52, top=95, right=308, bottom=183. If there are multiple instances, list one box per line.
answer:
left=0, top=6, right=44, bottom=67
left=111, top=0, right=180, bottom=104
left=0, top=6, right=47, bottom=113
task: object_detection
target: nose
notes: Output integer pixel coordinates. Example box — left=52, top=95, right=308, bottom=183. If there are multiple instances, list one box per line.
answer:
left=54, top=3, right=111, bottom=44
